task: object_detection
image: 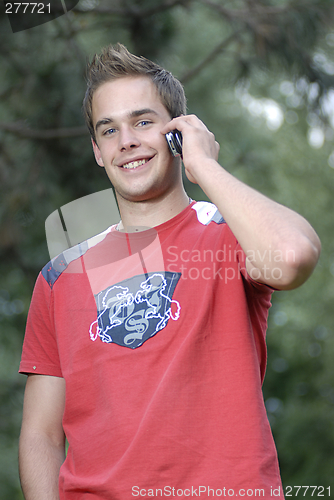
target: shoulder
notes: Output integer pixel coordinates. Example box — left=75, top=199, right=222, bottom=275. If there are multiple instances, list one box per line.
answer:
left=190, top=201, right=225, bottom=226
left=41, top=226, right=113, bottom=289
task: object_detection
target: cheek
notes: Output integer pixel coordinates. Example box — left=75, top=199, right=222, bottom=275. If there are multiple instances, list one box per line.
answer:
left=161, top=134, right=169, bottom=151
left=148, top=130, right=168, bottom=150
left=99, top=144, right=116, bottom=165
left=157, top=136, right=172, bottom=159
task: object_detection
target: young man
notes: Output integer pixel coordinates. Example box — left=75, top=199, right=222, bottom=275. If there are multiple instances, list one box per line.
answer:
left=19, top=44, right=321, bottom=500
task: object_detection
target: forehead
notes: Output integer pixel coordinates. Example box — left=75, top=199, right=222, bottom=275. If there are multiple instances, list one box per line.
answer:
left=92, top=76, right=169, bottom=124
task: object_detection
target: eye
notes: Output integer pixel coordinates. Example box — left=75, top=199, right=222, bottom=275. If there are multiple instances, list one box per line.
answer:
left=137, top=120, right=152, bottom=127
left=102, top=128, right=116, bottom=136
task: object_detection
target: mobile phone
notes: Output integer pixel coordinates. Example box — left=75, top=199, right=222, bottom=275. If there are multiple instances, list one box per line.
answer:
left=165, top=130, right=182, bottom=157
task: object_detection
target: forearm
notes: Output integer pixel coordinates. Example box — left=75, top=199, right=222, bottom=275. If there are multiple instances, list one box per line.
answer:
left=193, top=158, right=321, bottom=289
left=162, top=114, right=321, bottom=289
left=19, top=431, right=65, bottom=500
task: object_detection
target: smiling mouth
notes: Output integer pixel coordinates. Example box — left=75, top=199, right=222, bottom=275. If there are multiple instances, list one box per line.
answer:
left=121, top=158, right=152, bottom=169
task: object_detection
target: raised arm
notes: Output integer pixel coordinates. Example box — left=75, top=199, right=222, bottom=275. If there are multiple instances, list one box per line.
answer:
left=19, top=374, right=66, bottom=500
left=162, top=115, right=321, bottom=290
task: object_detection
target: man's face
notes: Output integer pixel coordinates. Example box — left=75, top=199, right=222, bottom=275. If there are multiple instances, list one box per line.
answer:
left=91, top=76, right=181, bottom=204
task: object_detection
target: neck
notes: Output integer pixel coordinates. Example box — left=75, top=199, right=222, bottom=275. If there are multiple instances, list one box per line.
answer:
left=116, top=187, right=190, bottom=232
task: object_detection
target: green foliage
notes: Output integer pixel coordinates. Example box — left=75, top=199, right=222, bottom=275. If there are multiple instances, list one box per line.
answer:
left=1, top=0, right=334, bottom=497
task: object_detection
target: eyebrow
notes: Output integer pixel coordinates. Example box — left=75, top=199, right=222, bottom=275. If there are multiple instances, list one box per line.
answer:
left=95, top=108, right=159, bottom=133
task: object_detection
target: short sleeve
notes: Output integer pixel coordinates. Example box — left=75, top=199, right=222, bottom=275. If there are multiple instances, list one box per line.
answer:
left=19, top=272, right=62, bottom=377
left=233, top=240, right=273, bottom=382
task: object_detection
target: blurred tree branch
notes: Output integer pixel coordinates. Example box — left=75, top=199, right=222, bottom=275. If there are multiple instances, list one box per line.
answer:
left=0, top=123, right=88, bottom=139
left=180, top=30, right=243, bottom=84
left=54, top=0, right=189, bottom=17
left=2, top=0, right=334, bottom=139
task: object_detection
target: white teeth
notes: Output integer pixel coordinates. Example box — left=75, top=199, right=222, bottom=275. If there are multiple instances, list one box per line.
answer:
left=122, top=159, right=147, bottom=169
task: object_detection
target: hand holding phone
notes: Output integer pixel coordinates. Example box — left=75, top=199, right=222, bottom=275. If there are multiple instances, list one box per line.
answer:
left=165, top=130, right=183, bottom=157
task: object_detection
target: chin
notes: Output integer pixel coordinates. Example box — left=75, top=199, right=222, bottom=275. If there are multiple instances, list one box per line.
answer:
left=116, top=187, right=158, bottom=203
left=116, top=180, right=168, bottom=203
left=119, top=185, right=172, bottom=204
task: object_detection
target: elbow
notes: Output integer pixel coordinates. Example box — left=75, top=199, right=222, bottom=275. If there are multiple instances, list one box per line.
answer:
left=277, top=234, right=321, bottom=290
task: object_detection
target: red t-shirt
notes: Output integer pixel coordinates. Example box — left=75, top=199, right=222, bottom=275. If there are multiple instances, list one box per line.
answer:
left=20, top=201, right=284, bottom=499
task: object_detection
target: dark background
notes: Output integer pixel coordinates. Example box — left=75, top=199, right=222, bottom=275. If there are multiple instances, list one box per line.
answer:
left=1, top=0, right=334, bottom=497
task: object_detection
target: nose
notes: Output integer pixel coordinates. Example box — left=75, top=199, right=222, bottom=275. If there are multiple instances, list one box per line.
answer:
left=118, top=126, right=140, bottom=151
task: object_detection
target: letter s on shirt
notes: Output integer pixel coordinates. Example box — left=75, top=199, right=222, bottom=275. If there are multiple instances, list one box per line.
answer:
left=166, top=245, right=178, bottom=262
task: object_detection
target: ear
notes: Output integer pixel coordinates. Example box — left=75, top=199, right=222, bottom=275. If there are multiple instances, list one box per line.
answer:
left=91, top=138, right=104, bottom=167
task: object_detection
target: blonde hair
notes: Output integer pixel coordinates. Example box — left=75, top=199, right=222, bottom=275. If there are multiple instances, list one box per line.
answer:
left=83, top=43, right=186, bottom=142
